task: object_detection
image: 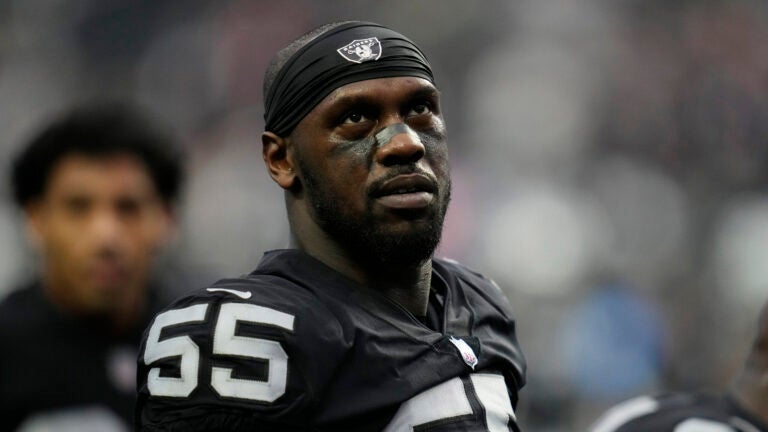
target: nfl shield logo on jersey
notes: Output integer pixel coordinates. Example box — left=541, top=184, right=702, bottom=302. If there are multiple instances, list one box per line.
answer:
left=337, top=37, right=382, bottom=63
left=449, top=336, right=478, bottom=370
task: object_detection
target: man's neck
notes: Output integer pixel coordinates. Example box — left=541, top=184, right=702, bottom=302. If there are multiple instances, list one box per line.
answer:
left=289, top=230, right=433, bottom=317
left=43, top=276, right=146, bottom=334
left=363, top=263, right=433, bottom=317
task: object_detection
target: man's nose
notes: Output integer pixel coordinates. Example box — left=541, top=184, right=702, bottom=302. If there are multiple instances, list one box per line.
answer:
left=90, top=210, right=123, bottom=245
left=374, top=123, right=426, bottom=166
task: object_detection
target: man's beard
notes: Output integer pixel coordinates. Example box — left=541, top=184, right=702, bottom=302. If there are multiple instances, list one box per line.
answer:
left=300, top=161, right=451, bottom=270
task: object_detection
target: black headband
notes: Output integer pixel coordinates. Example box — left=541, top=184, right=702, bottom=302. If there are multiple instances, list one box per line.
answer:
left=264, top=21, right=435, bottom=137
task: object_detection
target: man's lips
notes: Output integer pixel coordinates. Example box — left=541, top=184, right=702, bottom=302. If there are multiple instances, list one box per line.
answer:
left=88, top=260, right=129, bottom=287
left=376, top=191, right=434, bottom=209
left=372, top=174, right=437, bottom=209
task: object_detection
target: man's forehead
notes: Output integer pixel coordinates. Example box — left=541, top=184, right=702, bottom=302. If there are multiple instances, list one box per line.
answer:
left=263, top=21, right=434, bottom=137
left=321, top=76, right=439, bottom=106
left=46, top=154, right=154, bottom=192
left=52, top=153, right=148, bottom=174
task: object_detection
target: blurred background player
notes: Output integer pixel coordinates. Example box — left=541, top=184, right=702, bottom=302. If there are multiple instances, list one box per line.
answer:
left=588, top=299, right=768, bottom=432
left=0, top=103, right=184, bottom=432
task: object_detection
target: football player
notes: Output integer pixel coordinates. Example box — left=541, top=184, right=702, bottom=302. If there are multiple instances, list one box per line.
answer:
left=0, top=103, right=183, bottom=431
left=136, top=21, right=526, bottom=431
left=588, top=301, right=768, bottom=432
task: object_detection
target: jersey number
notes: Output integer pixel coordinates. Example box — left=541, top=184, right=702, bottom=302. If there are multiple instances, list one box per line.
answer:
left=143, top=303, right=294, bottom=402
left=385, top=374, right=517, bottom=432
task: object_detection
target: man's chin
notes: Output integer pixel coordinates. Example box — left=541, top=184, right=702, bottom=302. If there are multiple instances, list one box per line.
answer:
left=309, top=188, right=448, bottom=267
left=377, top=217, right=436, bottom=236
left=79, top=282, right=130, bottom=308
left=359, top=227, right=442, bottom=268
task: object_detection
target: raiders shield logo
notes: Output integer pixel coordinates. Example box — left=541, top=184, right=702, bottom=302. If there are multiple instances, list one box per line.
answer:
left=337, top=37, right=382, bottom=63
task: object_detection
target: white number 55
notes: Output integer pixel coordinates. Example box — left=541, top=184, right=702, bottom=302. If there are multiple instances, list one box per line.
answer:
left=143, top=303, right=295, bottom=402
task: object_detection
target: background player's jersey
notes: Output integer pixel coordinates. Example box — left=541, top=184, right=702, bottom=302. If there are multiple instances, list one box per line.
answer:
left=136, top=249, right=526, bottom=431
left=0, top=282, right=168, bottom=432
left=589, top=393, right=768, bottom=432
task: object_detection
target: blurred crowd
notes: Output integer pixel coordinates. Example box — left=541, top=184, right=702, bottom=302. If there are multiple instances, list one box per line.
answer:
left=0, top=0, right=766, bottom=430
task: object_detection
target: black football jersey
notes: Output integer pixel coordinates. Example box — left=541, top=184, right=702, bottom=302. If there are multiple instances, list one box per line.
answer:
left=588, top=392, right=768, bottom=432
left=136, top=249, right=526, bottom=431
left=0, top=282, right=167, bottom=431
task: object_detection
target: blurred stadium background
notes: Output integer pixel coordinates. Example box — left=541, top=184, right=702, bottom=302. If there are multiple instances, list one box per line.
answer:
left=0, top=0, right=767, bottom=430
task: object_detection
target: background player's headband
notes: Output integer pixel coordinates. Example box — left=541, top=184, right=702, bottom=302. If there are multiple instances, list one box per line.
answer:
left=263, top=21, right=435, bottom=137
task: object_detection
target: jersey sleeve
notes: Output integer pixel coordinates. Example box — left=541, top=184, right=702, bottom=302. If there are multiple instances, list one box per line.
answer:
left=588, top=394, right=743, bottom=432
left=135, top=277, right=348, bottom=431
left=589, top=395, right=666, bottom=432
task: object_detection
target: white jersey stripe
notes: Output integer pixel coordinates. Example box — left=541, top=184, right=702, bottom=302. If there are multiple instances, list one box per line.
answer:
left=730, top=416, right=762, bottom=432
left=589, top=396, right=660, bottom=432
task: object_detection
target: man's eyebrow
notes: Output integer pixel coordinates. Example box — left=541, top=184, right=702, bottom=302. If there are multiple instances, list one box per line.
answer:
left=326, top=85, right=441, bottom=110
left=408, top=86, right=441, bottom=101
left=327, top=93, right=380, bottom=110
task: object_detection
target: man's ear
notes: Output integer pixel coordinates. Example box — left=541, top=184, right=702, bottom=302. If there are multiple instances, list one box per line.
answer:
left=154, top=203, right=178, bottom=249
left=262, top=131, right=297, bottom=190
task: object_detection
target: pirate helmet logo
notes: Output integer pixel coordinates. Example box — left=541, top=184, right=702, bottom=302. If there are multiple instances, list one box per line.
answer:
left=337, top=37, right=382, bottom=64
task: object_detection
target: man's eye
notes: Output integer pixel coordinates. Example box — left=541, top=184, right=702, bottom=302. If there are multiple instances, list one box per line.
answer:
left=342, top=112, right=368, bottom=124
left=409, top=103, right=432, bottom=116
left=116, top=198, right=141, bottom=217
left=64, top=197, right=90, bottom=216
